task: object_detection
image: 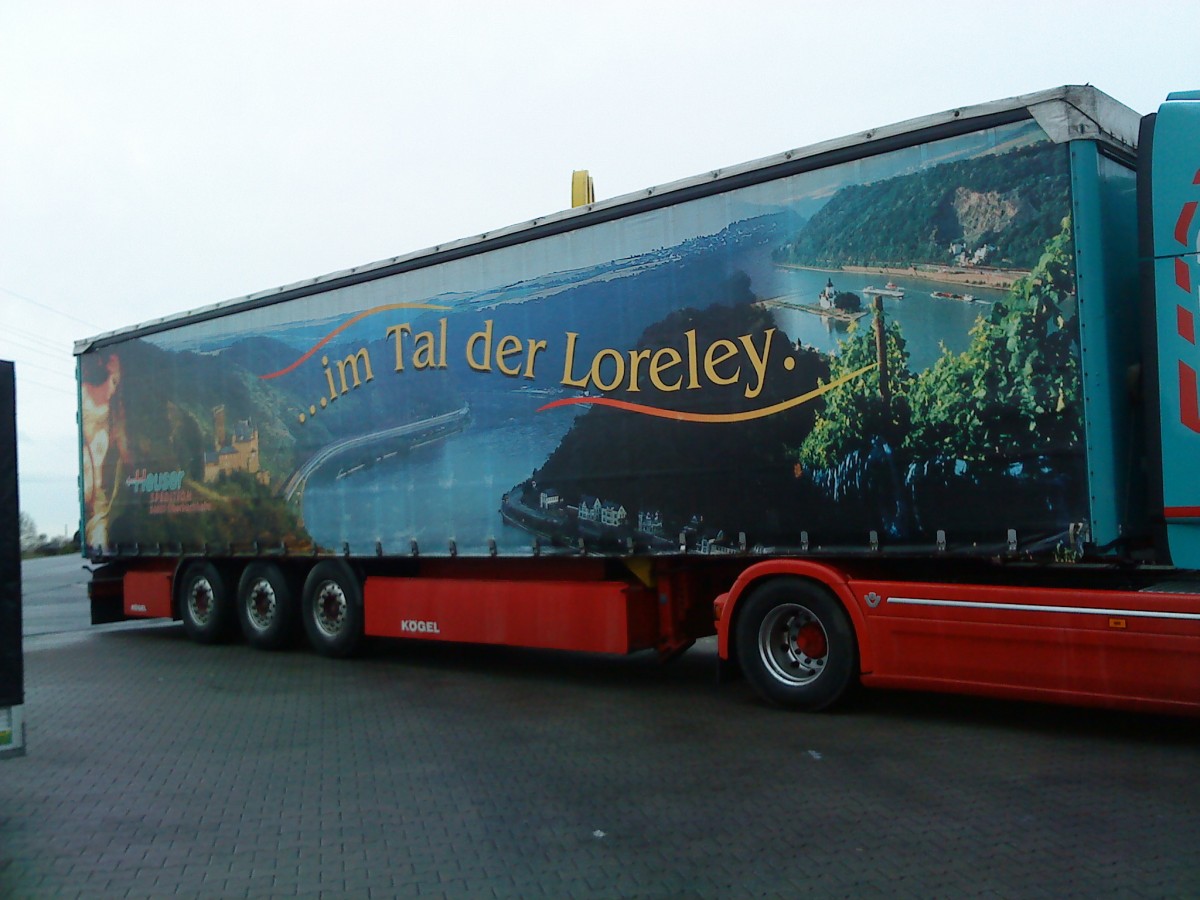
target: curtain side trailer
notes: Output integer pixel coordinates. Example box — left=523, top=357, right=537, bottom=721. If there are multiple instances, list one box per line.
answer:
left=77, top=86, right=1200, bottom=714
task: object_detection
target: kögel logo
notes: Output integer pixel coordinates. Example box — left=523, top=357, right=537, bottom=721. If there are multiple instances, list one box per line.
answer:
left=400, top=619, right=441, bottom=634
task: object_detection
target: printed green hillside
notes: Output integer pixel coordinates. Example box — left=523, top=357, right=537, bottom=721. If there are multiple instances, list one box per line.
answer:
left=111, top=339, right=329, bottom=484
left=85, top=339, right=318, bottom=548
left=774, top=142, right=1070, bottom=270
left=789, top=217, right=1087, bottom=543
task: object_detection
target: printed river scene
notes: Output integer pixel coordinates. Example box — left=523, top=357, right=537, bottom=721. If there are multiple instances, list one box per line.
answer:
left=304, top=268, right=1009, bottom=554
left=79, top=117, right=1087, bottom=559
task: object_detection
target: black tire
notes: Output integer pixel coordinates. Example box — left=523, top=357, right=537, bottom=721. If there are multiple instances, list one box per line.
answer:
left=301, top=560, right=364, bottom=658
left=735, top=577, right=858, bottom=711
left=177, top=561, right=235, bottom=644
left=237, top=562, right=297, bottom=650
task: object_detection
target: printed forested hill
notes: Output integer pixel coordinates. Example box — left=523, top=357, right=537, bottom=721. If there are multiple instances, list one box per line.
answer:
left=773, top=142, right=1070, bottom=270
left=109, top=338, right=327, bottom=483
left=531, top=299, right=832, bottom=542
left=84, top=338, right=316, bottom=548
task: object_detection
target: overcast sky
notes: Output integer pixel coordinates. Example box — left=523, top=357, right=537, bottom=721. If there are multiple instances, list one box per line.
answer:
left=2, top=0, right=1195, bottom=537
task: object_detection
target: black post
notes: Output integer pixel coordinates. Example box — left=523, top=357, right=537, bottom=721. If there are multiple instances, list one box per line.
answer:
left=0, top=360, right=25, bottom=757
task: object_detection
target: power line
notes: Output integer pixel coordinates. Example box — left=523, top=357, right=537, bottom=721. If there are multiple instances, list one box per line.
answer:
left=0, top=284, right=101, bottom=329
left=3, top=321, right=69, bottom=354
left=13, top=373, right=74, bottom=396
left=0, top=335, right=72, bottom=365
left=8, top=356, right=73, bottom=380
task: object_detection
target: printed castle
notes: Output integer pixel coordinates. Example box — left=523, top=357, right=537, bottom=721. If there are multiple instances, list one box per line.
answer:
left=203, top=405, right=269, bottom=485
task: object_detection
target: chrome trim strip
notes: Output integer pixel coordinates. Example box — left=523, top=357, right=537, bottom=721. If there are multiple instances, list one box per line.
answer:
left=886, top=596, right=1200, bottom=621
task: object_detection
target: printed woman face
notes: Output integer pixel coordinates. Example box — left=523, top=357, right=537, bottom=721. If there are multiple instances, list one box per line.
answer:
left=81, top=353, right=121, bottom=403
left=102, top=354, right=120, bottom=396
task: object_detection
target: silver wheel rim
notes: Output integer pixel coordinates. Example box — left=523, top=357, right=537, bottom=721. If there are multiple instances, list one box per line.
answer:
left=314, top=580, right=347, bottom=638
left=188, top=577, right=214, bottom=626
left=246, top=577, right=276, bottom=632
left=756, top=602, right=828, bottom=687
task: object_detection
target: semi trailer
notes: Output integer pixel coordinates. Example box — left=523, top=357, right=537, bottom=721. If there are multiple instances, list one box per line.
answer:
left=77, top=85, right=1200, bottom=714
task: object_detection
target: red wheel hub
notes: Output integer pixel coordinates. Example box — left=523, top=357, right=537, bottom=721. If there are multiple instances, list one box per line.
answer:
left=794, top=622, right=827, bottom=659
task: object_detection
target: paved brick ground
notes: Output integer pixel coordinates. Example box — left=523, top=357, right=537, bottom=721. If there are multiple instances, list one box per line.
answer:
left=3, top=624, right=1200, bottom=898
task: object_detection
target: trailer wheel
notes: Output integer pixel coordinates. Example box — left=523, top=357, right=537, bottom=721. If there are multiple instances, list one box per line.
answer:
left=178, top=561, right=235, bottom=644
left=735, top=578, right=857, bottom=711
left=237, top=562, right=297, bottom=650
left=302, top=560, right=364, bottom=658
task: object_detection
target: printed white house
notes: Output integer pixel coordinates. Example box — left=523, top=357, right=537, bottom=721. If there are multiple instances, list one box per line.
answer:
left=577, top=496, right=601, bottom=522
left=600, top=501, right=627, bottom=527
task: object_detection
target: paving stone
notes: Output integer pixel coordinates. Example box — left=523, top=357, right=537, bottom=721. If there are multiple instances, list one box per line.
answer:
left=3, top=625, right=1200, bottom=896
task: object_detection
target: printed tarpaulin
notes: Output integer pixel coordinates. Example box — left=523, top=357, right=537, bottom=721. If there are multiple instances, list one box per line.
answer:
left=75, top=120, right=1089, bottom=560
